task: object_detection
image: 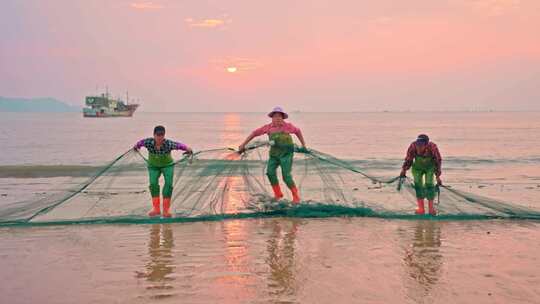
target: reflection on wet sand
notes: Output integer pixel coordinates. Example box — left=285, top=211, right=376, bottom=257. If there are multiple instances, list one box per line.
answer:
left=137, top=224, right=176, bottom=299
left=404, top=220, right=443, bottom=300
left=217, top=219, right=255, bottom=295
left=266, top=219, right=300, bottom=298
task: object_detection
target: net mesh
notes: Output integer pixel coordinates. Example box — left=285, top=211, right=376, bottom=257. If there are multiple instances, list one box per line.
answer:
left=1, top=141, right=539, bottom=226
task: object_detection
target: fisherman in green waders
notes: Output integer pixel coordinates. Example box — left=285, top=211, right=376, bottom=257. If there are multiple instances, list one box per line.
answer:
left=238, top=107, right=307, bottom=204
left=134, top=126, right=192, bottom=217
left=400, top=134, right=443, bottom=215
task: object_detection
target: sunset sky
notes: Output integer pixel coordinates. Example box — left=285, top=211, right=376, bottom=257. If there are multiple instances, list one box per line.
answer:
left=1, top=0, right=539, bottom=111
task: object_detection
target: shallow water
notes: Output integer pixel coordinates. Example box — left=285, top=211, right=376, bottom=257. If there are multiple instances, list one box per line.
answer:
left=1, top=218, right=539, bottom=304
left=1, top=112, right=540, bottom=303
left=1, top=111, right=540, bottom=165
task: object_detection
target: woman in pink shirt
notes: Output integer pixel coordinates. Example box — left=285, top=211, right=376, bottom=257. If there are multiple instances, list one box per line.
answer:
left=239, top=107, right=307, bottom=204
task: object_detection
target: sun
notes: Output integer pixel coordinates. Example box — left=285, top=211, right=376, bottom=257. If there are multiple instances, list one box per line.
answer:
left=226, top=67, right=237, bottom=73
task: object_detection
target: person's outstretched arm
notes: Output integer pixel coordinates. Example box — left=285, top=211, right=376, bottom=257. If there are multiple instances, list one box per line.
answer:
left=133, top=138, right=147, bottom=151
left=238, top=125, right=268, bottom=152
left=432, top=143, right=443, bottom=185
left=172, top=140, right=193, bottom=154
left=400, top=143, right=415, bottom=176
left=293, top=128, right=306, bottom=148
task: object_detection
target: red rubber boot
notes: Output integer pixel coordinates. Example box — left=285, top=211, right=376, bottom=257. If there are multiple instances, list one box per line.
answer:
left=162, top=198, right=172, bottom=218
left=271, top=184, right=284, bottom=200
left=428, top=200, right=437, bottom=216
left=290, top=187, right=301, bottom=205
left=148, top=197, right=161, bottom=217
left=415, top=198, right=425, bottom=215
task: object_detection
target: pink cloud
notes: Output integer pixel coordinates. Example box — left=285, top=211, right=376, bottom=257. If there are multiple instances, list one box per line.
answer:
left=130, top=2, right=163, bottom=10
left=185, top=18, right=231, bottom=28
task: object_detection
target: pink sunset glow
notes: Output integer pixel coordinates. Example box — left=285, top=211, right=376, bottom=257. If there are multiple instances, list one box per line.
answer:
left=1, top=0, right=539, bottom=111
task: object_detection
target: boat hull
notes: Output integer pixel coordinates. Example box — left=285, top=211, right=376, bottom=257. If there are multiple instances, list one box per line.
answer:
left=83, top=104, right=139, bottom=118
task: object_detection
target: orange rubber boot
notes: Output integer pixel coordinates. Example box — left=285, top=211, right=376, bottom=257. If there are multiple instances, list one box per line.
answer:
left=428, top=200, right=437, bottom=216
left=148, top=197, right=161, bottom=217
left=415, top=198, right=425, bottom=215
left=290, top=186, right=301, bottom=205
left=162, top=198, right=172, bottom=218
left=271, top=184, right=284, bottom=200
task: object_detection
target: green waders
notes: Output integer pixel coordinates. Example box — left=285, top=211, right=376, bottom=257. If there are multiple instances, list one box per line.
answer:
left=411, top=155, right=437, bottom=200
left=147, top=153, right=175, bottom=198
left=266, top=132, right=296, bottom=188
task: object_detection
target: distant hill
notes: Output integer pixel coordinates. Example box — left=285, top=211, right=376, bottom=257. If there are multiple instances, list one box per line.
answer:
left=0, top=97, right=81, bottom=112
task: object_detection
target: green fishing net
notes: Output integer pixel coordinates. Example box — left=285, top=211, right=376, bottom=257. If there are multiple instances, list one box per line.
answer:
left=1, top=141, right=539, bottom=226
